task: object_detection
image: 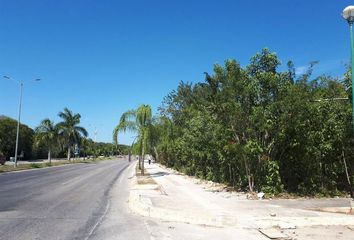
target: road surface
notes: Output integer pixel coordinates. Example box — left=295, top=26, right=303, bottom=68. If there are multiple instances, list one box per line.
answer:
left=0, top=159, right=134, bottom=240
left=0, top=158, right=270, bottom=240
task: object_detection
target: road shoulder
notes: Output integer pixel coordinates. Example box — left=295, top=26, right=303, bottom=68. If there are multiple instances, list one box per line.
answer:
left=129, top=161, right=354, bottom=239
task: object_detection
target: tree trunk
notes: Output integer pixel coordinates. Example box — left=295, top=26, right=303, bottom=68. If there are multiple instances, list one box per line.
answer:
left=244, top=157, right=253, bottom=192
left=153, top=146, right=159, bottom=162
left=48, top=149, right=51, bottom=164
left=138, top=156, right=141, bottom=169
left=141, top=155, right=144, bottom=175
left=67, top=147, right=71, bottom=161
left=141, top=144, right=145, bottom=175
left=342, top=147, right=353, bottom=199
left=229, top=164, right=232, bottom=186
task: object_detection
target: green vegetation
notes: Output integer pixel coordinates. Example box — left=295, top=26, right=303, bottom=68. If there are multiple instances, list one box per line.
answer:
left=35, top=118, right=60, bottom=164
left=0, top=161, right=67, bottom=172
left=118, top=49, right=354, bottom=196
left=114, top=104, right=153, bottom=175
left=57, top=108, right=88, bottom=161
left=0, top=116, right=34, bottom=159
left=81, top=138, right=129, bottom=158
left=0, top=109, right=129, bottom=164
left=0, top=157, right=117, bottom=173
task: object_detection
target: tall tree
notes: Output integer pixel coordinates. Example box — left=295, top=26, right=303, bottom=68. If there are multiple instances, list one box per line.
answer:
left=155, top=48, right=354, bottom=196
left=0, top=116, right=34, bottom=160
left=113, top=104, right=152, bottom=175
left=35, top=119, right=59, bottom=164
left=57, top=108, right=88, bottom=161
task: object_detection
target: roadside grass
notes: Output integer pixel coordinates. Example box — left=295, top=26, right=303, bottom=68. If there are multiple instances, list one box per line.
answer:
left=0, top=157, right=120, bottom=173
left=136, top=163, right=156, bottom=185
left=0, top=161, right=73, bottom=173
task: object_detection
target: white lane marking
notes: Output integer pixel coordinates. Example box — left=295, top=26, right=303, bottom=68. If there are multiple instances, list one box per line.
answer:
left=117, top=161, right=135, bottom=184
left=61, top=175, right=82, bottom=185
left=84, top=162, right=131, bottom=240
left=84, top=199, right=111, bottom=240
left=118, top=174, right=124, bottom=183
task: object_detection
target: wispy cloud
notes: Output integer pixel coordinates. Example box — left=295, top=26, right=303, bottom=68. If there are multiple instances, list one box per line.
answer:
left=295, top=66, right=308, bottom=75
left=295, top=59, right=347, bottom=77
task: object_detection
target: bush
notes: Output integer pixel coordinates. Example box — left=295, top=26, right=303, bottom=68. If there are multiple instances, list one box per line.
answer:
left=261, top=160, right=283, bottom=195
left=30, top=163, right=43, bottom=168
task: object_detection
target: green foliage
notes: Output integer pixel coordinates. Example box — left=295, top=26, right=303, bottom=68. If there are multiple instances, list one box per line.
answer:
left=30, top=163, right=42, bottom=168
left=261, top=160, right=283, bottom=195
left=0, top=116, right=34, bottom=160
left=34, top=118, right=61, bottom=162
left=1, top=110, right=124, bottom=162
left=57, top=108, right=88, bottom=160
left=153, top=48, right=354, bottom=195
left=113, top=104, right=154, bottom=175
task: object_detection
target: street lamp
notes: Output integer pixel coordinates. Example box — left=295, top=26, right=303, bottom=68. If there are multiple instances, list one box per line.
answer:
left=3, top=76, right=41, bottom=167
left=342, top=6, right=354, bottom=200
left=342, top=6, right=354, bottom=134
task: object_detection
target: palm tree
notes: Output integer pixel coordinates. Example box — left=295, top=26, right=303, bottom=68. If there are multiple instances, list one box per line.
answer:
left=35, top=119, right=59, bottom=164
left=57, top=108, right=88, bottom=161
left=113, top=104, right=152, bottom=175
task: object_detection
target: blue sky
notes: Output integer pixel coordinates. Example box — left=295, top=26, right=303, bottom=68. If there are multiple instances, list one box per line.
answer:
left=0, top=0, right=352, bottom=144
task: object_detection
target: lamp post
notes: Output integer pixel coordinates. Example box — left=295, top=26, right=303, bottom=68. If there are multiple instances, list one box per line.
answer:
left=343, top=6, right=354, bottom=134
left=3, top=76, right=41, bottom=167
left=342, top=6, right=354, bottom=200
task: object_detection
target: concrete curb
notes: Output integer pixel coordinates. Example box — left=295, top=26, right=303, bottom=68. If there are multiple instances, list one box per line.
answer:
left=250, top=216, right=354, bottom=229
left=308, top=207, right=353, bottom=214
left=307, top=200, right=354, bottom=214
left=129, top=185, right=354, bottom=228
left=128, top=188, right=231, bottom=227
left=129, top=163, right=236, bottom=227
left=129, top=162, right=354, bottom=228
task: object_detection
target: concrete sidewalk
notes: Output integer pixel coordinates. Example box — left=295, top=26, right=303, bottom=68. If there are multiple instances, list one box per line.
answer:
left=129, top=161, right=354, bottom=229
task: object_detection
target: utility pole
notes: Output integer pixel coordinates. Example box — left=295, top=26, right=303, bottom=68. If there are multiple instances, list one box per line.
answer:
left=3, top=76, right=41, bottom=167
left=342, top=6, right=354, bottom=199
left=14, top=82, right=23, bottom=168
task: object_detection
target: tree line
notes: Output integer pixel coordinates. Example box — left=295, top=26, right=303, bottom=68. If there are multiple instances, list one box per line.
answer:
left=115, top=49, right=354, bottom=196
left=0, top=108, right=128, bottom=163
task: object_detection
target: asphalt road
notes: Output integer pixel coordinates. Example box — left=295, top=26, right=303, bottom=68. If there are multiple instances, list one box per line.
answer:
left=0, top=159, right=131, bottom=240
left=2, top=158, right=344, bottom=240
left=0, top=158, right=269, bottom=240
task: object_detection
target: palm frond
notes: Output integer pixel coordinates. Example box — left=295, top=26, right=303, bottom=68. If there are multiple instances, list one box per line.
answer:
left=136, top=104, right=152, bottom=127
left=113, top=109, right=138, bottom=145
left=113, top=126, right=120, bottom=145
left=75, top=126, right=88, bottom=137
left=57, top=108, right=87, bottom=147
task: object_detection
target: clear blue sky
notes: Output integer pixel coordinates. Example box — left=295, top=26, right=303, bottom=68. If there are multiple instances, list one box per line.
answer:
left=0, top=0, right=352, bottom=144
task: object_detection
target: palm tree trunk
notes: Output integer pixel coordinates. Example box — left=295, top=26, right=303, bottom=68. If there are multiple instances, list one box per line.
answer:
left=141, top=144, right=145, bottom=175
left=48, top=149, right=51, bottom=164
left=153, top=146, right=159, bottom=162
left=67, top=147, right=71, bottom=161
